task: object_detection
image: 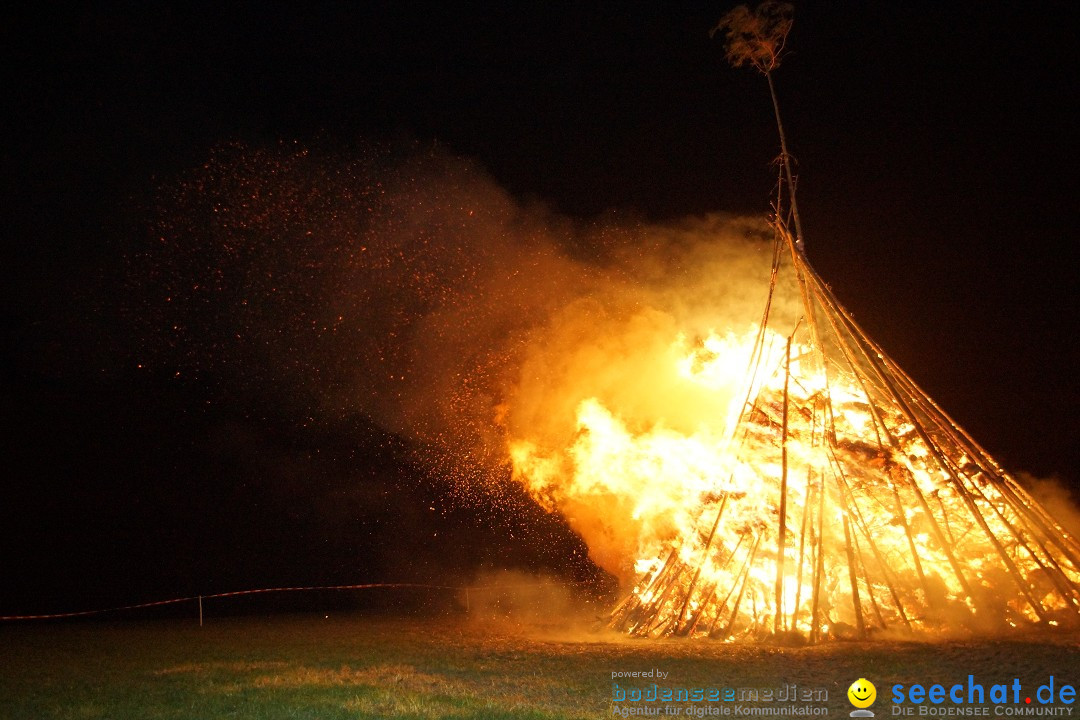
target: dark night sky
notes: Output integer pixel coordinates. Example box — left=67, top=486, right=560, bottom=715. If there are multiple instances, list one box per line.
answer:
left=1, top=3, right=1077, bottom=612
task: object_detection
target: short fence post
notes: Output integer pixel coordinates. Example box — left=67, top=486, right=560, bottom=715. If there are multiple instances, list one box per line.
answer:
left=198, top=595, right=203, bottom=627
left=465, top=587, right=470, bottom=613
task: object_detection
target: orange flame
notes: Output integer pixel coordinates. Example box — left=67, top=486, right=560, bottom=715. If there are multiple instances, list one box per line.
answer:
left=509, top=305, right=1080, bottom=640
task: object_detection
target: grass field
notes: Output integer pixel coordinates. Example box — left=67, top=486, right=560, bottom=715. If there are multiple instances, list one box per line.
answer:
left=2, top=613, right=1079, bottom=719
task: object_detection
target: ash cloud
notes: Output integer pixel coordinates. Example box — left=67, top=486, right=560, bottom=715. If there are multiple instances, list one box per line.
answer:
left=133, top=141, right=777, bottom=486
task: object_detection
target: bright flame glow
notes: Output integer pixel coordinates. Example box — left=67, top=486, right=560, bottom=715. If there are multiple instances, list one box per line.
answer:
left=510, top=324, right=1080, bottom=641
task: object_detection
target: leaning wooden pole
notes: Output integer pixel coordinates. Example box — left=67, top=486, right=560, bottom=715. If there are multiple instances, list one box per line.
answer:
left=809, top=471, right=826, bottom=642
left=842, top=512, right=867, bottom=638
left=675, top=493, right=729, bottom=634
left=774, top=334, right=793, bottom=634
left=792, top=464, right=813, bottom=633
left=721, top=533, right=763, bottom=639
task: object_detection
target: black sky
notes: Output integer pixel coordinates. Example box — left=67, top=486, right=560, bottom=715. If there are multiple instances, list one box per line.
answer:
left=2, top=2, right=1077, bottom=612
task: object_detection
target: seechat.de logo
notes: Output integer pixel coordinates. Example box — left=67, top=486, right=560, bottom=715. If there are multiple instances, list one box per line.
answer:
left=849, top=678, right=877, bottom=718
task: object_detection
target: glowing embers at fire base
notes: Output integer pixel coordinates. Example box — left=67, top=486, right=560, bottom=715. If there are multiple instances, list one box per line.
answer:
left=510, top=227, right=1080, bottom=642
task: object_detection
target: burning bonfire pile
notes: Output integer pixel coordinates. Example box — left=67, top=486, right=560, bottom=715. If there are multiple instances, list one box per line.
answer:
left=511, top=215, right=1080, bottom=642
left=603, top=220, right=1080, bottom=640
left=508, top=2, right=1080, bottom=642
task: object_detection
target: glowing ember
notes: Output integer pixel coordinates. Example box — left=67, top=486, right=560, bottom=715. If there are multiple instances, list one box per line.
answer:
left=509, top=223, right=1080, bottom=642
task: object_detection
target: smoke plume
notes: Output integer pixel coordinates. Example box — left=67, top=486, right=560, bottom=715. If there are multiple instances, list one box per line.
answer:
left=129, top=140, right=793, bottom=578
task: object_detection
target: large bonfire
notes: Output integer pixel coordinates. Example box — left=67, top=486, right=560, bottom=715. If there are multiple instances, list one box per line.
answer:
left=509, top=2, right=1080, bottom=641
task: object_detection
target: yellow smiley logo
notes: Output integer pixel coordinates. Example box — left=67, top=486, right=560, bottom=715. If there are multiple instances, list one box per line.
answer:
left=848, top=678, right=877, bottom=708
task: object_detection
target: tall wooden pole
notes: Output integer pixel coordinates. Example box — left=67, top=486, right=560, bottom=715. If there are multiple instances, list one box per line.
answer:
left=766, top=71, right=804, bottom=252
